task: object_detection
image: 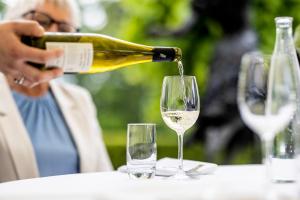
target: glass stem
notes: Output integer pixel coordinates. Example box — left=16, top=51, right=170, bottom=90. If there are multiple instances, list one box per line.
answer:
left=177, top=132, right=184, bottom=173
left=261, top=137, right=273, bottom=183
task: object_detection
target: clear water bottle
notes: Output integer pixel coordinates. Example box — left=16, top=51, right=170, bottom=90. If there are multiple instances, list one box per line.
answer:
left=294, top=22, right=300, bottom=186
left=271, top=17, right=300, bottom=183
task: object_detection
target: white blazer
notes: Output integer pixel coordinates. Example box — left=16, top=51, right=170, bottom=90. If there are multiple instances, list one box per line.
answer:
left=0, top=73, right=113, bottom=183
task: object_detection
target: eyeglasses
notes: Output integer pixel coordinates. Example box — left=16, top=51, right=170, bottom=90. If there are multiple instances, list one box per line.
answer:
left=22, top=10, right=80, bottom=33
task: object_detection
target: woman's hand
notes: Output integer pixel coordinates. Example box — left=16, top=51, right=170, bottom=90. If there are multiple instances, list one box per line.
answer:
left=0, top=20, right=63, bottom=87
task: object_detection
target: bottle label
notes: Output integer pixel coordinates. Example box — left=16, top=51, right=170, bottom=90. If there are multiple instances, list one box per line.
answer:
left=46, top=42, right=93, bottom=72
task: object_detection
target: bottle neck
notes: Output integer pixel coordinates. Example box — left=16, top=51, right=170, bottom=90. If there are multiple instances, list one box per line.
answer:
left=274, top=26, right=294, bottom=54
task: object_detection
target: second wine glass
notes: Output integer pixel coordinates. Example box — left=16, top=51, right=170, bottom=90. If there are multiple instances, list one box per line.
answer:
left=238, top=51, right=296, bottom=182
left=160, top=75, right=200, bottom=179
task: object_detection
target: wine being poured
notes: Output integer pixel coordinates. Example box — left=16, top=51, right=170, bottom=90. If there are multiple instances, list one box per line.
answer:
left=177, top=61, right=187, bottom=109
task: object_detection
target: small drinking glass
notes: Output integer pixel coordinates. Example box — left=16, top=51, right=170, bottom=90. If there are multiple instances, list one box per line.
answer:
left=126, top=123, right=157, bottom=179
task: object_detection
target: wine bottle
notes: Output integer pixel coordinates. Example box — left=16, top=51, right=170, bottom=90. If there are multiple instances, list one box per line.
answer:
left=21, top=32, right=182, bottom=73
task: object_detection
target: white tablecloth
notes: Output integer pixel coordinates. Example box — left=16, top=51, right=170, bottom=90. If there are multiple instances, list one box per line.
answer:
left=0, top=165, right=298, bottom=200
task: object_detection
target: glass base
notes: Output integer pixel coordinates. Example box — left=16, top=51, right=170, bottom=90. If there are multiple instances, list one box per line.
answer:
left=169, top=170, right=191, bottom=180
left=272, top=179, right=295, bottom=184
left=128, top=171, right=155, bottom=179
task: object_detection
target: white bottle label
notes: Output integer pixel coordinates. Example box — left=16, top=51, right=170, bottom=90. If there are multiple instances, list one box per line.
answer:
left=46, top=42, right=93, bottom=72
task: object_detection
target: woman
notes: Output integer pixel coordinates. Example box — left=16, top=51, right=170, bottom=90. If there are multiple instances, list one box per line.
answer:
left=0, top=0, right=113, bottom=183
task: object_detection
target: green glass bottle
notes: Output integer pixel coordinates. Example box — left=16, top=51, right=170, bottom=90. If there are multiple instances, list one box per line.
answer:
left=22, top=32, right=182, bottom=73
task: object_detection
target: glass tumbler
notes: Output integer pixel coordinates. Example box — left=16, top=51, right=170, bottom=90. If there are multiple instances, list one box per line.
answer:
left=126, top=123, right=157, bottom=179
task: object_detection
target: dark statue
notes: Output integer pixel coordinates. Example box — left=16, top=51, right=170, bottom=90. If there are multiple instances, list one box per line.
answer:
left=151, top=0, right=260, bottom=163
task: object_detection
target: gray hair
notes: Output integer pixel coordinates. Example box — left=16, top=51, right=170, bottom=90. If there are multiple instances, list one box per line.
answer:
left=4, top=0, right=81, bottom=28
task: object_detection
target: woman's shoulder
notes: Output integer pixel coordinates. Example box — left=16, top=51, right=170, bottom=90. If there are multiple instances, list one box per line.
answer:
left=50, top=80, right=98, bottom=117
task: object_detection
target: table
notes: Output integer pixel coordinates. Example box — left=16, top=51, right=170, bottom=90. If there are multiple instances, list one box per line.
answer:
left=0, top=165, right=298, bottom=200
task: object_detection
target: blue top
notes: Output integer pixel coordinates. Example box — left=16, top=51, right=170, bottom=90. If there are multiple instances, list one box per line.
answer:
left=12, top=90, right=79, bottom=177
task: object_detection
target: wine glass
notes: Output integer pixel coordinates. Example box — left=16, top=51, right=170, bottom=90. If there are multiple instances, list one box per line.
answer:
left=160, top=76, right=200, bottom=179
left=237, top=52, right=296, bottom=181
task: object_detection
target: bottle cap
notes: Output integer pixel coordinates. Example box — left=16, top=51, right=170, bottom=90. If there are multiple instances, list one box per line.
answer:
left=275, top=17, right=293, bottom=28
left=152, top=47, right=181, bottom=62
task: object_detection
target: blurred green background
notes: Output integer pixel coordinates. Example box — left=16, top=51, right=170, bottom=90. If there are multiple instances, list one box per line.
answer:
left=1, top=0, right=300, bottom=168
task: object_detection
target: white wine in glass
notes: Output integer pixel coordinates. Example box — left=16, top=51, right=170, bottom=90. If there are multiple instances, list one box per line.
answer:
left=160, top=76, right=200, bottom=179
